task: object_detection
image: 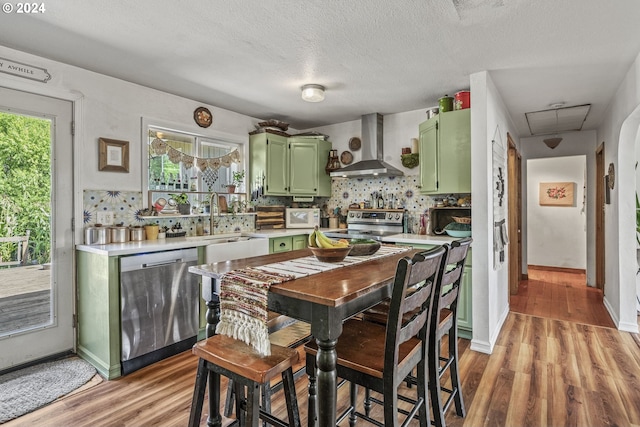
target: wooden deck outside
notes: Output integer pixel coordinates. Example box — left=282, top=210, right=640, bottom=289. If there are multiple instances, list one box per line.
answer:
left=0, top=264, right=51, bottom=334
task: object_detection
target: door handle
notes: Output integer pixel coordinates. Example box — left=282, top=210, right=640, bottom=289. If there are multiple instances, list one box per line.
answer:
left=142, top=259, right=182, bottom=268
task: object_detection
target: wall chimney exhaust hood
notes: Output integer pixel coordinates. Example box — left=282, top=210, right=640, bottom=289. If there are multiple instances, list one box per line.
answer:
left=330, top=113, right=404, bottom=178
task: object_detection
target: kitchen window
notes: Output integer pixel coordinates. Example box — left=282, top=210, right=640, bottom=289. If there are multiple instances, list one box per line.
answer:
left=145, top=124, right=244, bottom=194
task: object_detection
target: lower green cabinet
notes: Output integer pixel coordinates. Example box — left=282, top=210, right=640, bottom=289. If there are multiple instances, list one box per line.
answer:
left=269, top=234, right=308, bottom=253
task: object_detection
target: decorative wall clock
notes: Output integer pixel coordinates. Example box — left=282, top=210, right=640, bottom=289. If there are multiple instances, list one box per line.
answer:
left=194, top=107, right=213, bottom=128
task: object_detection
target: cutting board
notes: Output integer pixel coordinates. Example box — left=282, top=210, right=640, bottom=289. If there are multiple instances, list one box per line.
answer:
left=218, top=195, right=228, bottom=213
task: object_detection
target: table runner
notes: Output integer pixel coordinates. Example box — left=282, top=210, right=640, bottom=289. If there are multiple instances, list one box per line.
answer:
left=215, top=244, right=410, bottom=355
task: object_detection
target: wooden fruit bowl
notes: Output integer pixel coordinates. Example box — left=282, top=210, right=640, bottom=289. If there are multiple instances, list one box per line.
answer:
left=309, top=246, right=352, bottom=263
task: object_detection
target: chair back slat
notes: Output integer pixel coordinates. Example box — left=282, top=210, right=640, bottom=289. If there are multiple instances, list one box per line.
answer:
left=385, top=246, right=445, bottom=373
left=0, top=230, right=30, bottom=267
left=431, top=237, right=472, bottom=330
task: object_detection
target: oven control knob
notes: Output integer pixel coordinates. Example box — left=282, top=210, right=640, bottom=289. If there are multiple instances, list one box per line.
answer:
left=395, top=214, right=401, bottom=220
left=349, top=212, right=355, bottom=218
left=356, top=212, right=362, bottom=218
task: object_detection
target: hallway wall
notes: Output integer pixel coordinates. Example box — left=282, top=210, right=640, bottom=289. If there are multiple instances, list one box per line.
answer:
left=526, top=155, right=587, bottom=270
left=520, top=131, right=597, bottom=283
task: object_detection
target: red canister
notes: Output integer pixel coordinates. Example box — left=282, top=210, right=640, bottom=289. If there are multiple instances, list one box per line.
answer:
left=454, top=91, right=470, bottom=110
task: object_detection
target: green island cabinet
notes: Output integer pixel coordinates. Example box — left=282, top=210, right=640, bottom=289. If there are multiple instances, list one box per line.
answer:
left=75, top=247, right=207, bottom=379
left=250, top=133, right=332, bottom=197
left=419, top=109, right=471, bottom=195
left=269, top=234, right=308, bottom=253
left=395, top=243, right=472, bottom=339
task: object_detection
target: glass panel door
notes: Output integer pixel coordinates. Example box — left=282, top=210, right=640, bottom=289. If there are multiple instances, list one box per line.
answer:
left=0, top=87, right=74, bottom=370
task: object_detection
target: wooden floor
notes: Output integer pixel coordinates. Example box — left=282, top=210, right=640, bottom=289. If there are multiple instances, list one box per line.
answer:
left=6, top=312, right=640, bottom=427
left=6, top=266, right=640, bottom=426
left=510, top=265, right=616, bottom=328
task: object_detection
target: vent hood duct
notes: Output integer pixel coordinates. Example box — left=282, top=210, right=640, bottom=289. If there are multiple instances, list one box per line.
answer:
left=330, top=113, right=404, bottom=178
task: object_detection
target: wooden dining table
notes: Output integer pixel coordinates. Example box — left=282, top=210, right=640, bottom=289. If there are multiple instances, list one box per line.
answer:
left=189, top=246, right=420, bottom=427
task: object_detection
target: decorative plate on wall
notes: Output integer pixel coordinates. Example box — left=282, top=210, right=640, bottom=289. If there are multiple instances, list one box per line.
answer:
left=194, top=107, right=213, bottom=128
left=348, top=137, right=361, bottom=151
left=340, top=151, right=353, bottom=165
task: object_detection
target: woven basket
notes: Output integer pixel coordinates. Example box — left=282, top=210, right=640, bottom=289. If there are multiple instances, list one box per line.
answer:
left=452, top=216, right=471, bottom=224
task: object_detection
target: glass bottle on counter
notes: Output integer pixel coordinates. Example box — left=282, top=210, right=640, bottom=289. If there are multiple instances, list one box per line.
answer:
left=377, top=192, right=385, bottom=209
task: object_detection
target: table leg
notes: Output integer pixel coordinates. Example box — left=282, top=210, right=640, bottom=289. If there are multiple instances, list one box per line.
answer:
left=315, top=338, right=338, bottom=427
left=205, top=293, right=222, bottom=427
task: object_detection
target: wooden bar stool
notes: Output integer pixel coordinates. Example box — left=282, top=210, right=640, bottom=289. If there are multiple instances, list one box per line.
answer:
left=429, top=237, right=472, bottom=427
left=188, top=333, right=302, bottom=427
left=223, top=312, right=311, bottom=425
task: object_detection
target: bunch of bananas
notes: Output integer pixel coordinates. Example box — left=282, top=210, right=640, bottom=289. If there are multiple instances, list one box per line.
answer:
left=308, top=226, right=350, bottom=249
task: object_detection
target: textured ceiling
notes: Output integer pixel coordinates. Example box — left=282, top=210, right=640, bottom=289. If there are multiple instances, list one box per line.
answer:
left=0, top=0, right=639, bottom=135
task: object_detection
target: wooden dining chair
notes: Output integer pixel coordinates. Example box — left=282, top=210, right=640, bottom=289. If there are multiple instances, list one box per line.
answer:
left=429, top=237, right=472, bottom=427
left=0, top=230, right=30, bottom=268
left=304, top=245, right=446, bottom=426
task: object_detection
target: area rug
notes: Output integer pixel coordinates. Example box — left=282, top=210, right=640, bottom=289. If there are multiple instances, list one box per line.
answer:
left=0, top=357, right=96, bottom=423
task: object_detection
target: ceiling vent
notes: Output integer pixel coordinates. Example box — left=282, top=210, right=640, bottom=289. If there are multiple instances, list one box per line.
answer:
left=525, top=104, right=591, bottom=136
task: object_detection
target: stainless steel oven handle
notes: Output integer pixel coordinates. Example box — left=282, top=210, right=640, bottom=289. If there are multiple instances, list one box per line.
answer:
left=142, top=259, right=182, bottom=268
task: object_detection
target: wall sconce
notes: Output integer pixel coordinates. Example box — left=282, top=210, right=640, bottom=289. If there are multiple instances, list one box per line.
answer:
left=301, top=84, right=325, bottom=102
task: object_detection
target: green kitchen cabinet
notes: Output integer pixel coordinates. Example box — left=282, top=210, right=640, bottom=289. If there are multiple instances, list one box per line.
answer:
left=251, top=133, right=289, bottom=196
left=292, top=234, right=308, bottom=250
left=250, top=133, right=332, bottom=197
left=419, top=109, right=471, bottom=194
left=269, top=234, right=308, bottom=253
left=288, top=138, right=332, bottom=196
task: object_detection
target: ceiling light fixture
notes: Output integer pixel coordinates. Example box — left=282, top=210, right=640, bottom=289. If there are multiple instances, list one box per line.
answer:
left=301, top=84, right=325, bottom=102
left=543, top=104, right=563, bottom=149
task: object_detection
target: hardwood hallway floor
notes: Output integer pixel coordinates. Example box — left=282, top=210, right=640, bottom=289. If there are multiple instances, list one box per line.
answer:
left=7, top=312, right=640, bottom=427
left=510, top=265, right=616, bottom=328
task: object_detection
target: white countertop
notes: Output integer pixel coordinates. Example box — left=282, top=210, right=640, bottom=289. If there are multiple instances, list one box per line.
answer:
left=76, top=228, right=342, bottom=256
left=76, top=229, right=460, bottom=256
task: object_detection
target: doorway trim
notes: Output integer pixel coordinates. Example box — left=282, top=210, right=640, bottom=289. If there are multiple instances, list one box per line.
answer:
left=507, top=133, right=522, bottom=295
left=595, top=143, right=605, bottom=290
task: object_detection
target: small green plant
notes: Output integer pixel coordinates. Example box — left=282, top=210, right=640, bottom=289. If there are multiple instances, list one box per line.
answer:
left=231, top=170, right=245, bottom=186
left=169, top=193, right=189, bottom=204
left=636, top=193, right=640, bottom=245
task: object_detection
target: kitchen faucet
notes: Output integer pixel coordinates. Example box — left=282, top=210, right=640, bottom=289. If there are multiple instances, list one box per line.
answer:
left=209, top=192, right=219, bottom=235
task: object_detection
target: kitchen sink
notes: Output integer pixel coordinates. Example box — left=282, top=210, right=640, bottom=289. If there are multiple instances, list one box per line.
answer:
left=207, top=236, right=253, bottom=244
left=205, top=236, right=269, bottom=263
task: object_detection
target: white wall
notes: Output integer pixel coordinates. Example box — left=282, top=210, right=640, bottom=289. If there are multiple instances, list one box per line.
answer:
left=520, top=131, right=597, bottom=282
left=0, top=45, right=262, bottom=243
left=526, top=156, right=587, bottom=269
left=597, top=51, right=640, bottom=332
left=469, top=71, right=519, bottom=354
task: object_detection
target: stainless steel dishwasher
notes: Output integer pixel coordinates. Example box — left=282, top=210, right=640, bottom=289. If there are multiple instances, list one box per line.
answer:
left=119, top=248, right=199, bottom=375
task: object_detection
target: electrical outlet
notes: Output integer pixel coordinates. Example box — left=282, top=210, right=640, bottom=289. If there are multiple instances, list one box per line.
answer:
left=96, top=211, right=114, bottom=225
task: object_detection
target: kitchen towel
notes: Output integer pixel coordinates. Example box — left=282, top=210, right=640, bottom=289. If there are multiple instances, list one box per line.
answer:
left=215, top=245, right=410, bottom=355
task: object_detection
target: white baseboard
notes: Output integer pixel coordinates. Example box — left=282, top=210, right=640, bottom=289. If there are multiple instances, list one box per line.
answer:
left=603, top=295, right=639, bottom=333
left=469, top=304, right=510, bottom=355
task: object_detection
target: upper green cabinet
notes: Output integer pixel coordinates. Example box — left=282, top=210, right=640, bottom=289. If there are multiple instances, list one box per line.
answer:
left=419, top=109, right=471, bottom=194
left=250, top=133, right=332, bottom=197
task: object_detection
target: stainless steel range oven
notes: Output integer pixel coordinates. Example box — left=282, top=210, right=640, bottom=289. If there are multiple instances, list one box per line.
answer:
left=324, top=209, right=404, bottom=241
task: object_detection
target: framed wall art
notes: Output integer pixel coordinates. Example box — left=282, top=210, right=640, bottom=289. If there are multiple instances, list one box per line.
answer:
left=99, top=138, right=130, bottom=172
left=539, top=182, right=575, bottom=206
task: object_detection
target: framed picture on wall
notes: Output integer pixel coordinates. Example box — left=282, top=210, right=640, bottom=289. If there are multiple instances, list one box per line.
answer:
left=99, top=138, right=129, bottom=172
left=539, top=182, right=575, bottom=206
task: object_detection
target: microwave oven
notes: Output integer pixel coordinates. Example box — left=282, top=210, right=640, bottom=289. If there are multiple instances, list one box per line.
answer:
left=285, top=208, right=320, bottom=229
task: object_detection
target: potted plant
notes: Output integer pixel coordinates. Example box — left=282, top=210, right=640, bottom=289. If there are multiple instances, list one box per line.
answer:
left=144, top=222, right=159, bottom=240
left=170, top=193, right=191, bottom=215
left=226, top=170, right=245, bottom=193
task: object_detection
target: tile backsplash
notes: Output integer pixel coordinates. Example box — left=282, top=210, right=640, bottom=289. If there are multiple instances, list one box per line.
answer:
left=83, top=176, right=469, bottom=237
left=83, top=190, right=255, bottom=236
